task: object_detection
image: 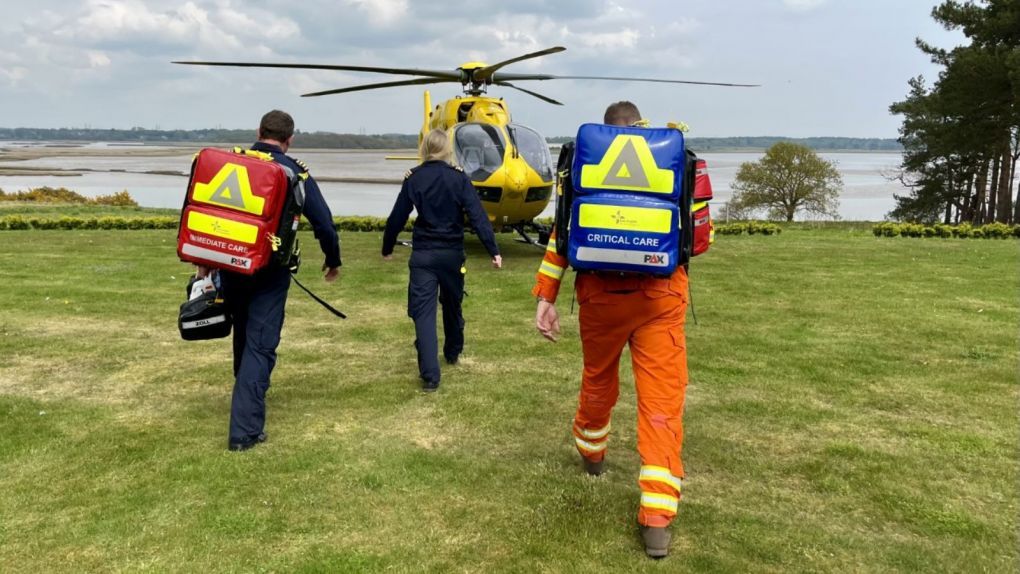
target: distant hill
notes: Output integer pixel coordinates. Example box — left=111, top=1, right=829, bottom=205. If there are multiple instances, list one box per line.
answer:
left=0, top=127, right=900, bottom=152
left=0, top=127, right=419, bottom=149
left=690, top=136, right=900, bottom=152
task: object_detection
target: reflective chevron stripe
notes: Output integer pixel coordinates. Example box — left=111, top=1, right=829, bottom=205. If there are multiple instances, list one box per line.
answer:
left=640, top=492, right=679, bottom=513
left=639, top=466, right=683, bottom=492
left=575, top=423, right=611, bottom=440
left=574, top=436, right=607, bottom=453
left=539, top=260, right=564, bottom=280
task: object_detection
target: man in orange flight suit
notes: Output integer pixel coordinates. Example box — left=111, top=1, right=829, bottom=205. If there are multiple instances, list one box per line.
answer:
left=533, top=101, right=688, bottom=559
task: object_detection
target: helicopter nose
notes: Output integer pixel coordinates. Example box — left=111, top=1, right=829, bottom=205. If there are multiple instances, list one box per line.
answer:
left=505, top=161, right=529, bottom=194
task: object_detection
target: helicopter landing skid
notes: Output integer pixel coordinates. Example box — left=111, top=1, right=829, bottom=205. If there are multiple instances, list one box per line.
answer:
left=512, top=223, right=550, bottom=248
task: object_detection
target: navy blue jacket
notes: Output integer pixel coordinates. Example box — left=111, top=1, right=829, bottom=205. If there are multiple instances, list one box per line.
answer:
left=382, top=160, right=500, bottom=257
left=252, top=142, right=341, bottom=269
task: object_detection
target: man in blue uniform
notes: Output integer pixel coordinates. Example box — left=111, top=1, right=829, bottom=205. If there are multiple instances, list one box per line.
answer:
left=201, top=109, right=341, bottom=451
left=381, top=129, right=501, bottom=391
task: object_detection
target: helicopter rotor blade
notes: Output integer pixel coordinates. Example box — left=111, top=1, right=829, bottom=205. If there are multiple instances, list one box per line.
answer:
left=494, top=82, right=563, bottom=106
left=301, top=77, right=456, bottom=97
left=173, top=60, right=460, bottom=80
left=494, top=72, right=759, bottom=88
left=474, top=46, right=566, bottom=82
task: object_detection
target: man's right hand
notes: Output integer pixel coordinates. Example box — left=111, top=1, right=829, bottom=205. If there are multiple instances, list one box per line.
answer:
left=195, top=265, right=211, bottom=279
left=324, top=266, right=340, bottom=283
left=536, top=299, right=560, bottom=342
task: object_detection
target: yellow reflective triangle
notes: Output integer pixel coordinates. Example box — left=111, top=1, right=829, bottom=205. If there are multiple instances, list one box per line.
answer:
left=580, top=135, right=674, bottom=194
left=192, top=163, right=266, bottom=216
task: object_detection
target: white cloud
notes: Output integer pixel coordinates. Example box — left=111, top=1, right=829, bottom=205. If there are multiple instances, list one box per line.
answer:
left=44, top=0, right=298, bottom=54
left=0, top=0, right=950, bottom=137
left=569, top=28, right=642, bottom=50
left=54, top=0, right=205, bottom=43
left=782, top=0, right=828, bottom=12
left=345, top=0, right=409, bottom=26
left=88, top=51, right=111, bottom=68
left=0, top=66, right=27, bottom=85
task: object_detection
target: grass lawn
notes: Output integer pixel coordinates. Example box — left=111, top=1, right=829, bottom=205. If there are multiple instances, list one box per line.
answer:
left=0, top=225, right=1016, bottom=573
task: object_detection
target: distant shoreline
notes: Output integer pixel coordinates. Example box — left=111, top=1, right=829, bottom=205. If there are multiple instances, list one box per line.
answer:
left=0, top=127, right=902, bottom=153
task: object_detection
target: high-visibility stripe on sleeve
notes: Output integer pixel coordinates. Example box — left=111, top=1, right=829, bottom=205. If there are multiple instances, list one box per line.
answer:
left=539, top=260, right=565, bottom=280
left=692, top=201, right=709, bottom=212
left=545, top=241, right=558, bottom=254
left=575, top=423, right=611, bottom=440
left=640, top=492, right=679, bottom=513
left=639, top=466, right=683, bottom=492
left=574, top=436, right=607, bottom=453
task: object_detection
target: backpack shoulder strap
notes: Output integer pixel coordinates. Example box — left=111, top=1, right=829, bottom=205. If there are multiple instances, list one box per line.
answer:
left=554, top=142, right=575, bottom=256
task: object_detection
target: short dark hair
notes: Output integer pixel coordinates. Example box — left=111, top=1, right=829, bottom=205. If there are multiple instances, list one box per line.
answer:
left=603, top=101, right=641, bottom=126
left=259, top=110, right=294, bottom=142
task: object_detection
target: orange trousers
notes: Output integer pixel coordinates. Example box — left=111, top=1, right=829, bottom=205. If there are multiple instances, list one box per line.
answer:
left=572, top=278, right=688, bottom=528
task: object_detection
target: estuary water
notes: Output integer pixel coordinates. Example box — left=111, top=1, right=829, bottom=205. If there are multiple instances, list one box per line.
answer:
left=0, top=143, right=904, bottom=221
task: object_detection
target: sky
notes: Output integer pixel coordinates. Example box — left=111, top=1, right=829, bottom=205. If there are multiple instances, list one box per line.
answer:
left=0, top=0, right=966, bottom=138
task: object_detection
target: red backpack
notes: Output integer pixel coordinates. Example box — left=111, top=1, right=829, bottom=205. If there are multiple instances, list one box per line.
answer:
left=177, top=148, right=303, bottom=275
left=691, top=157, right=714, bottom=256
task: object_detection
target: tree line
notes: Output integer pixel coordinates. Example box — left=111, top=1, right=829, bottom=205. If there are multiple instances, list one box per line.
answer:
left=0, top=127, right=419, bottom=149
left=549, top=135, right=901, bottom=151
left=0, top=127, right=902, bottom=153
left=890, top=0, right=1019, bottom=224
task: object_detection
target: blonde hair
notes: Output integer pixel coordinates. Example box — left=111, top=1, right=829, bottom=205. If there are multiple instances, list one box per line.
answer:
left=420, top=128, right=453, bottom=164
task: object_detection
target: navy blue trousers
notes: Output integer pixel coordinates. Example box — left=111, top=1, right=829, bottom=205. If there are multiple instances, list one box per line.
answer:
left=408, top=248, right=465, bottom=384
left=221, top=266, right=290, bottom=444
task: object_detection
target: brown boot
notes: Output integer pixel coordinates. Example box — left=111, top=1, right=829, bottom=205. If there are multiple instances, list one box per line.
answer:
left=581, top=456, right=604, bottom=476
left=640, top=525, right=671, bottom=558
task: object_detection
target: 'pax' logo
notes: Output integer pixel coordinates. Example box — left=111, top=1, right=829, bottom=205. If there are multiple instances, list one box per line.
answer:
left=644, top=254, right=665, bottom=264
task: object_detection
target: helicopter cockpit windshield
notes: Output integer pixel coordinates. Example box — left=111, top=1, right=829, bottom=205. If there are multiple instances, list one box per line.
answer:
left=508, top=124, right=554, bottom=183
left=453, top=123, right=506, bottom=182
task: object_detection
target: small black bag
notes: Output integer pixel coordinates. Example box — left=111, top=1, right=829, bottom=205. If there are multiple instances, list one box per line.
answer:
left=178, top=274, right=232, bottom=340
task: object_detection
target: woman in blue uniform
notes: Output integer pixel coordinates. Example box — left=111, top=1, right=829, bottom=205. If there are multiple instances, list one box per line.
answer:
left=382, top=129, right=502, bottom=391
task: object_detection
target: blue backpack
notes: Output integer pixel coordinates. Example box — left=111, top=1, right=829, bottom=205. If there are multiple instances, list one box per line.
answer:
left=563, top=124, right=687, bottom=276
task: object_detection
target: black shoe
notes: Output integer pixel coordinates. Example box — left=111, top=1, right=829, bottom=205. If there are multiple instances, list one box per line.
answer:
left=228, top=432, right=267, bottom=452
left=422, top=379, right=440, bottom=393
left=640, top=525, right=671, bottom=558
left=444, top=354, right=459, bottom=365
left=582, top=457, right=605, bottom=476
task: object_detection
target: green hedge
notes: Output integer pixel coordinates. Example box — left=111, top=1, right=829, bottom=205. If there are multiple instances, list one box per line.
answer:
left=0, top=187, right=138, bottom=206
left=0, top=215, right=179, bottom=230
left=2, top=214, right=790, bottom=238
left=0, top=214, right=399, bottom=232
left=872, top=221, right=1020, bottom=239
left=714, top=221, right=783, bottom=236
left=0, top=215, right=424, bottom=233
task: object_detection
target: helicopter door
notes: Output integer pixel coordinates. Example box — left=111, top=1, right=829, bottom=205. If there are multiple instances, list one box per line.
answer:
left=453, top=123, right=506, bottom=182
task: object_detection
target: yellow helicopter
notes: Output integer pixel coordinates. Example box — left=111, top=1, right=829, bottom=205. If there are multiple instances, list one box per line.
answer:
left=174, top=46, right=755, bottom=245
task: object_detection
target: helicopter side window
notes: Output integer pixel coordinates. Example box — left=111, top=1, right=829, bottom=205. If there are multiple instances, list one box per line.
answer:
left=454, top=123, right=506, bottom=182
left=509, top=124, right=555, bottom=183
